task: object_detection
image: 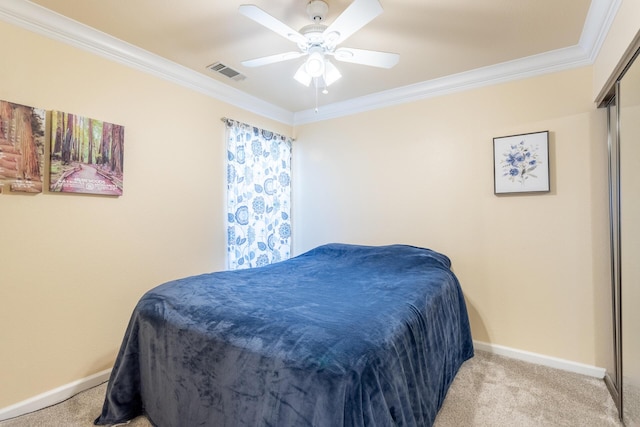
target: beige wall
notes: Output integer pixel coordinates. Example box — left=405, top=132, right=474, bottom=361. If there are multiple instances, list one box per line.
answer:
left=293, top=67, right=610, bottom=367
left=0, top=21, right=291, bottom=408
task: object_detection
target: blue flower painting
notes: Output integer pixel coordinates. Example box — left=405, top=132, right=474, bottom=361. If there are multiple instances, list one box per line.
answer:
left=494, top=131, right=549, bottom=194
left=501, top=140, right=541, bottom=185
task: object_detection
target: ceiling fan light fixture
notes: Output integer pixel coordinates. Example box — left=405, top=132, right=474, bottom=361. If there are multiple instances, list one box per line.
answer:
left=324, top=60, right=341, bottom=86
left=294, top=63, right=312, bottom=86
left=305, top=51, right=325, bottom=77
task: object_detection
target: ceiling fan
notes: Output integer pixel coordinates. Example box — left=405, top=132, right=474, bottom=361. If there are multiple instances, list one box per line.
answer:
left=238, top=0, right=399, bottom=91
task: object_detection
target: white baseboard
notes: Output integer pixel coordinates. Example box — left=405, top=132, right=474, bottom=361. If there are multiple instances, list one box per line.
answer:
left=0, top=368, right=111, bottom=422
left=474, top=340, right=606, bottom=379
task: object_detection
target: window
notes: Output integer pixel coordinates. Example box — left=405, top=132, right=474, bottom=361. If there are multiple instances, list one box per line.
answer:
left=223, top=119, right=292, bottom=269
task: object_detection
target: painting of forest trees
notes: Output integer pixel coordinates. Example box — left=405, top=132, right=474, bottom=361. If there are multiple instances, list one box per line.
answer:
left=0, top=100, right=45, bottom=193
left=50, top=111, right=124, bottom=196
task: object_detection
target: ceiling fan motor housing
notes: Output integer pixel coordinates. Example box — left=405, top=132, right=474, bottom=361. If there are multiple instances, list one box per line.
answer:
left=307, top=0, right=329, bottom=22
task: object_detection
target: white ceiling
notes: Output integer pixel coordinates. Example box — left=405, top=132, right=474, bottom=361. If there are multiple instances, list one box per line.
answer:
left=0, top=0, right=619, bottom=124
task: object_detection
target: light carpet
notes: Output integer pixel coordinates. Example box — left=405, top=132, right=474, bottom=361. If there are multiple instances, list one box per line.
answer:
left=0, top=350, right=622, bottom=426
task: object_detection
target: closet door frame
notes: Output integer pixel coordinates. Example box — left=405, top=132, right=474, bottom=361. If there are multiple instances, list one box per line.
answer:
left=597, top=30, right=640, bottom=424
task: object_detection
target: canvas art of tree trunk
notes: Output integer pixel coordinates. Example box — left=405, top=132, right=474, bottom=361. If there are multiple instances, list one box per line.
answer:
left=49, top=111, right=124, bottom=196
left=0, top=99, right=45, bottom=193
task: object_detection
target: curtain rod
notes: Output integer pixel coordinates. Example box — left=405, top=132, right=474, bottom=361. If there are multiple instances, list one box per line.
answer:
left=221, top=117, right=295, bottom=142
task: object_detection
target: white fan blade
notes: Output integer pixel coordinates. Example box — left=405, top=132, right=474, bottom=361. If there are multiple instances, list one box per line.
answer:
left=242, top=51, right=305, bottom=67
left=239, top=5, right=307, bottom=45
left=332, top=47, right=399, bottom=68
left=322, top=0, right=383, bottom=46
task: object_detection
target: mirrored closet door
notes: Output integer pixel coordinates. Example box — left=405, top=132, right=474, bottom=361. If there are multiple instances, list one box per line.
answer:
left=603, top=34, right=640, bottom=426
left=619, top=47, right=640, bottom=427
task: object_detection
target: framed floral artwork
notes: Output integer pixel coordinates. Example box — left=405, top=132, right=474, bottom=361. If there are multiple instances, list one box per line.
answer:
left=493, top=130, right=549, bottom=194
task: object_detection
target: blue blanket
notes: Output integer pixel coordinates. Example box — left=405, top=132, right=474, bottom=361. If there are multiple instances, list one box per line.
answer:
left=95, top=243, right=473, bottom=426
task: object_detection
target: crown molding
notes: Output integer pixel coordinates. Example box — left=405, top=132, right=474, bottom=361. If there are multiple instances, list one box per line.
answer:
left=579, top=0, right=622, bottom=62
left=0, top=0, right=620, bottom=127
left=294, top=0, right=621, bottom=125
left=0, top=0, right=294, bottom=125
left=294, top=44, right=592, bottom=125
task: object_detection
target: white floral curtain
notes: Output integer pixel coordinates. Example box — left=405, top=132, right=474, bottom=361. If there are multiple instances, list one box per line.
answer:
left=223, top=118, right=292, bottom=270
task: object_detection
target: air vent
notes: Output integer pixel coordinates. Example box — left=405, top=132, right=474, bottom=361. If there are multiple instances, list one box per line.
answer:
left=207, top=62, right=246, bottom=81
